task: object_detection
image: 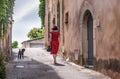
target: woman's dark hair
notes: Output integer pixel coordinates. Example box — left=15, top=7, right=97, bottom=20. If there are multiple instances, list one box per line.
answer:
left=52, top=26, right=58, bottom=30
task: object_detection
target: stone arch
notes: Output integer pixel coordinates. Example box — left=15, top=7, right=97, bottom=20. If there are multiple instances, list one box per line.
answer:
left=79, top=1, right=96, bottom=66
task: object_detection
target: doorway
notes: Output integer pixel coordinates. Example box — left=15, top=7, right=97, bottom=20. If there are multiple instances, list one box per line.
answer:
left=82, top=10, right=94, bottom=66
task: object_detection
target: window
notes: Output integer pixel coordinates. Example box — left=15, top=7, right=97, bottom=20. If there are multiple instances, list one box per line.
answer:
left=52, top=17, right=55, bottom=25
left=65, top=12, right=69, bottom=24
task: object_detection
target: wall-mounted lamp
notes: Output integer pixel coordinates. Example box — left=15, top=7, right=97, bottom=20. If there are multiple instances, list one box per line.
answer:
left=95, top=19, right=100, bottom=27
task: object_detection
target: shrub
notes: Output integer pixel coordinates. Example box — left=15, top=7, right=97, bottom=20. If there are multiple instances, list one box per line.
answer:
left=0, top=53, right=6, bottom=79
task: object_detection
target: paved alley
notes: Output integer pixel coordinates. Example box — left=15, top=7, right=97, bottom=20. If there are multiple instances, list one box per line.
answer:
left=6, top=48, right=112, bottom=79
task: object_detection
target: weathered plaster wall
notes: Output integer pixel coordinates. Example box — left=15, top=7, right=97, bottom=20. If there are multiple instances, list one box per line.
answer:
left=89, top=0, right=120, bottom=60
left=91, top=0, right=120, bottom=78
left=45, top=0, right=59, bottom=46
left=63, top=0, right=120, bottom=62
left=63, top=0, right=84, bottom=58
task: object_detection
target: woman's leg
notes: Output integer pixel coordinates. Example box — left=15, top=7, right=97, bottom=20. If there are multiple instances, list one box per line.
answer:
left=53, top=54, right=57, bottom=64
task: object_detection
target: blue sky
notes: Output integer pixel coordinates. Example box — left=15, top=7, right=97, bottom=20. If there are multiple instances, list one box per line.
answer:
left=12, top=0, right=41, bottom=47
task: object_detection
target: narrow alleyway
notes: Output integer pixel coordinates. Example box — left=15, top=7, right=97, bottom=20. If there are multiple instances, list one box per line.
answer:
left=6, top=48, right=112, bottom=79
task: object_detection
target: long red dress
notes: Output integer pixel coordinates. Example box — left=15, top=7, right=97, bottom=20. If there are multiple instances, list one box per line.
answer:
left=50, top=31, right=60, bottom=54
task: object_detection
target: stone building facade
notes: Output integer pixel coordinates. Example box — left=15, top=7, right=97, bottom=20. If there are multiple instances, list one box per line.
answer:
left=44, top=0, right=120, bottom=78
left=0, top=17, right=13, bottom=60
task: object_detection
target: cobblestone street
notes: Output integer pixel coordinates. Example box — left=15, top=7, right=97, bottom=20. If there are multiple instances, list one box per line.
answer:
left=6, top=48, right=112, bottom=79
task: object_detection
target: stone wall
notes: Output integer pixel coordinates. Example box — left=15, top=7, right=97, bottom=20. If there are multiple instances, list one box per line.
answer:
left=44, top=0, right=120, bottom=78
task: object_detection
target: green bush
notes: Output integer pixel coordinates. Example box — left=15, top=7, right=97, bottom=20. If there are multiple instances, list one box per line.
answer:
left=0, top=53, right=6, bottom=79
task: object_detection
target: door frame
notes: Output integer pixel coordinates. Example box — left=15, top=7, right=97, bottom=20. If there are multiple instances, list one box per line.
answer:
left=79, top=1, right=96, bottom=66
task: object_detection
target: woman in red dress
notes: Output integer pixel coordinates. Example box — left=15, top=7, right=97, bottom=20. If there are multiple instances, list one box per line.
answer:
left=50, top=26, right=60, bottom=64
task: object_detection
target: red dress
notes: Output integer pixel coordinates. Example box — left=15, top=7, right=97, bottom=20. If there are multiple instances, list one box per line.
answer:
left=50, top=31, right=60, bottom=54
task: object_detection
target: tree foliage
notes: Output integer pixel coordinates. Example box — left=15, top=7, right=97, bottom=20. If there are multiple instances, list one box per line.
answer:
left=0, top=0, right=8, bottom=21
left=0, top=0, right=15, bottom=78
left=27, top=27, right=44, bottom=39
left=0, top=0, right=15, bottom=38
left=0, top=53, right=6, bottom=79
left=12, top=41, right=18, bottom=48
left=38, top=0, right=45, bottom=27
left=7, top=0, right=15, bottom=17
left=0, top=0, right=15, bottom=21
